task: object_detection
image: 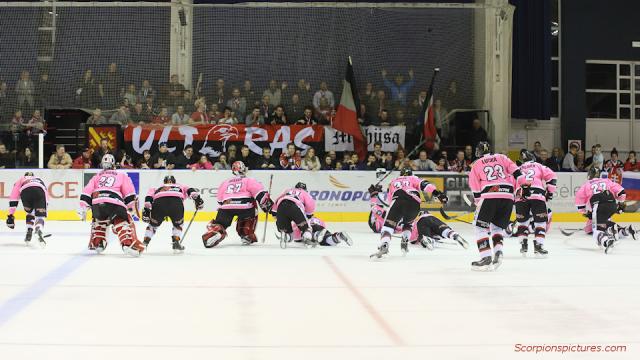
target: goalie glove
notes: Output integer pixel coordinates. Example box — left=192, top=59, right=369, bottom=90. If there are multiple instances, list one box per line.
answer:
left=432, top=190, right=448, bottom=204
left=617, top=202, right=626, bottom=214
left=6, top=214, right=15, bottom=229
left=193, top=196, right=204, bottom=210
left=142, top=207, right=151, bottom=223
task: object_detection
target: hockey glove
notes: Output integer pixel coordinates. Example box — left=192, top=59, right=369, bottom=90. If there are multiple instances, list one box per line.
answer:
left=433, top=190, right=448, bottom=204
left=6, top=214, right=15, bottom=229
left=546, top=192, right=554, bottom=201
left=142, top=207, right=151, bottom=223
left=617, top=202, right=626, bottom=214
left=520, top=184, right=532, bottom=199
left=194, top=196, right=205, bottom=210
left=583, top=211, right=592, bottom=219
left=259, top=196, right=274, bottom=213
left=368, top=184, right=383, bottom=196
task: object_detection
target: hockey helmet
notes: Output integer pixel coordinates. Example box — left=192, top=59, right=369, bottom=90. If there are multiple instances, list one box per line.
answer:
left=295, top=182, right=307, bottom=190
left=588, top=167, right=602, bottom=180
left=101, top=154, right=116, bottom=170
left=400, top=168, right=413, bottom=176
left=232, top=161, right=247, bottom=176
left=163, top=175, right=176, bottom=184
left=520, top=149, right=536, bottom=163
left=24, top=171, right=34, bottom=177
left=475, top=141, right=491, bottom=158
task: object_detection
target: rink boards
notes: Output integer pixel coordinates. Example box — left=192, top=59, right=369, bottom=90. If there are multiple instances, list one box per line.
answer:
left=0, top=169, right=638, bottom=222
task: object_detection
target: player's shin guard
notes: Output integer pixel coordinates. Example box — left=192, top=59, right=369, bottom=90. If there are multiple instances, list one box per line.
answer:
left=474, top=225, right=492, bottom=259
left=25, top=214, right=35, bottom=230
left=113, top=216, right=145, bottom=256
left=89, top=220, right=109, bottom=253
left=172, top=225, right=183, bottom=242
left=203, top=222, right=227, bottom=248
left=144, top=225, right=157, bottom=246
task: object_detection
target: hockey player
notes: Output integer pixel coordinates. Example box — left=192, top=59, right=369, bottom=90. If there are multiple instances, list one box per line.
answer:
left=5, top=172, right=48, bottom=247
left=202, top=161, right=273, bottom=247
left=288, top=216, right=353, bottom=247
left=78, top=154, right=145, bottom=256
left=409, top=211, right=468, bottom=250
left=468, top=142, right=522, bottom=270
left=575, top=167, right=628, bottom=253
left=514, top=149, right=557, bottom=257
left=272, top=182, right=316, bottom=248
left=370, top=168, right=448, bottom=258
left=142, top=175, right=204, bottom=253
left=367, top=184, right=388, bottom=233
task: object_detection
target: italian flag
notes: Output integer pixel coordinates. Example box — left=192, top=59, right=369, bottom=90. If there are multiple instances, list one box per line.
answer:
left=334, top=57, right=367, bottom=160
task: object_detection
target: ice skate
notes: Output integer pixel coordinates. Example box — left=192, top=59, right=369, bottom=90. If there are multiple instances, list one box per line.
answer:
left=334, top=232, right=353, bottom=246
left=400, top=236, right=409, bottom=256
left=370, top=243, right=389, bottom=259
left=35, top=229, right=46, bottom=248
left=471, top=256, right=493, bottom=271
left=302, top=231, right=317, bottom=248
left=279, top=231, right=291, bottom=249
left=492, top=250, right=503, bottom=270
left=453, top=234, right=468, bottom=249
left=604, top=237, right=616, bottom=254
left=24, top=228, right=33, bottom=246
left=172, top=236, right=185, bottom=254
left=122, top=240, right=144, bottom=257
left=629, top=226, right=637, bottom=240
left=533, top=240, right=548, bottom=258
left=89, top=239, right=107, bottom=254
left=418, top=236, right=435, bottom=250
left=520, top=239, right=528, bottom=257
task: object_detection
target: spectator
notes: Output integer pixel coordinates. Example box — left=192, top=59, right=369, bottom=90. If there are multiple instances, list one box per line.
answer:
left=315, top=98, right=333, bottom=125
left=382, top=152, right=395, bottom=170
left=138, top=79, right=156, bottom=104
left=238, top=145, right=254, bottom=168
left=378, top=109, right=391, bottom=126
left=362, top=82, right=376, bottom=105
left=365, top=154, right=381, bottom=170
left=270, top=105, right=287, bottom=125
left=358, top=103, right=370, bottom=126
left=294, top=79, right=312, bottom=106
left=214, top=154, right=231, bottom=170
left=92, top=138, right=114, bottom=167
left=16, top=147, right=37, bottom=168
left=469, top=118, right=489, bottom=148
left=48, top=145, right=72, bottom=169
left=372, top=142, right=384, bottom=162
left=301, top=148, right=321, bottom=171
left=546, top=147, right=564, bottom=172
left=109, top=105, right=130, bottom=127
left=0, top=143, right=15, bottom=168
left=532, top=141, right=543, bottom=161
left=328, top=150, right=337, bottom=162
left=439, top=150, right=449, bottom=163
left=137, top=150, right=153, bottom=169
left=189, top=102, right=210, bottom=125
left=167, top=74, right=185, bottom=109
left=412, top=150, right=437, bottom=171
left=130, top=103, right=148, bottom=124
left=537, top=149, right=549, bottom=165
left=321, top=155, right=334, bottom=170
left=296, top=106, right=316, bottom=125
left=245, top=106, right=265, bottom=126
left=76, top=69, right=98, bottom=108
left=151, top=142, right=173, bottom=169
left=346, top=153, right=365, bottom=170
left=152, top=107, right=171, bottom=125
left=255, top=147, right=278, bottom=169
left=409, top=90, right=427, bottom=121
left=585, top=144, right=604, bottom=170
left=211, top=78, right=226, bottom=106
left=25, top=110, right=45, bottom=135
left=72, top=147, right=93, bottom=169
left=218, top=106, right=237, bottom=125
left=435, top=157, right=448, bottom=171
left=449, top=150, right=471, bottom=172
left=118, top=149, right=135, bottom=169
left=241, top=80, right=259, bottom=108
left=259, top=95, right=272, bottom=121
left=562, top=143, right=579, bottom=172
left=99, top=63, right=124, bottom=109
left=464, top=144, right=474, bottom=162
left=226, top=144, right=238, bottom=163
left=312, top=81, right=335, bottom=110
left=398, top=158, right=413, bottom=171
left=604, top=148, right=624, bottom=183
left=576, top=150, right=586, bottom=171
left=367, top=90, right=388, bottom=124
left=624, top=151, right=640, bottom=172
left=143, top=96, right=157, bottom=117
left=226, top=88, right=247, bottom=119
left=181, top=90, right=194, bottom=114
left=394, top=109, right=406, bottom=126
left=279, top=143, right=302, bottom=169
left=170, top=145, right=196, bottom=169
left=172, top=105, right=189, bottom=125
left=15, top=70, right=35, bottom=111
left=285, top=94, right=305, bottom=123
left=433, top=99, right=449, bottom=143
left=393, top=149, right=406, bottom=169
left=190, top=154, right=214, bottom=170
left=335, top=161, right=344, bottom=170
left=123, top=84, right=137, bottom=106
left=381, top=68, right=415, bottom=106
left=86, top=108, right=107, bottom=125
left=208, top=105, right=222, bottom=124
left=262, top=80, right=282, bottom=107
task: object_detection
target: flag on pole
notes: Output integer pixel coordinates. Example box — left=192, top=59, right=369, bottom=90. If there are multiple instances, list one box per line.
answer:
left=422, top=68, right=440, bottom=152
left=334, top=57, right=367, bottom=160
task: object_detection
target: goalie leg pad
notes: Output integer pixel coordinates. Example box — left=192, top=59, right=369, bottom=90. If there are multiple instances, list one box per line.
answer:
left=113, top=217, right=145, bottom=253
left=203, top=222, right=227, bottom=248
left=236, top=216, right=258, bottom=244
left=89, top=219, right=109, bottom=251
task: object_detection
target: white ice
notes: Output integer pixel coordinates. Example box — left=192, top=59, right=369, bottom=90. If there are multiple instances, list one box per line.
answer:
left=0, top=220, right=639, bottom=360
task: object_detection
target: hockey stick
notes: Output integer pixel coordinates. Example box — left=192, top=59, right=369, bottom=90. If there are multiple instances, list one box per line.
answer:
left=261, top=174, right=274, bottom=243
left=560, top=228, right=583, bottom=236
left=439, top=207, right=473, bottom=225
left=180, top=208, right=198, bottom=245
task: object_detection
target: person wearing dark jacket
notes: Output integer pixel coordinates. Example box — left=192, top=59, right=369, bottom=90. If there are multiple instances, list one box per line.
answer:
left=469, top=118, right=489, bottom=148
left=169, top=145, right=196, bottom=169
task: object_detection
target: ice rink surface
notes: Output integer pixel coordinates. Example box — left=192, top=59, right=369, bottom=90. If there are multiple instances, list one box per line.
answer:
left=0, top=220, right=639, bottom=360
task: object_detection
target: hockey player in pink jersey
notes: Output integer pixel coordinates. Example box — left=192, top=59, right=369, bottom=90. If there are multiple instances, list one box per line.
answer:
left=575, top=167, right=628, bottom=253
left=202, top=161, right=273, bottom=247
left=272, top=182, right=317, bottom=248
left=78, top=154, right=145, bottom=257
left=409, top=211, right=468, bottom=250
left=371, top=167, right=448, bottom=259
left=5, top=171, right=48, bottom=247
left=142, top=175, right=204, bottom=253
left=514, top=149, right=557, bottom=257
left=468, top=142, right=523, bottom=270
left=288, top=216, right=353, bottom=247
